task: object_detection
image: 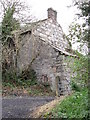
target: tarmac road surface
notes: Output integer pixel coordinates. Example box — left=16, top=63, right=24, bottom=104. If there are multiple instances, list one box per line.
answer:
left=2, top=96, right=55, bottom=118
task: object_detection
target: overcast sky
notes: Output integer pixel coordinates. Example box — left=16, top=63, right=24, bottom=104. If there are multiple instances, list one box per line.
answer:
left=26, top=0, right=88, bottom=54
left=23, top=0, right=78, bottom=34
left=0, top=0, right=87, bottom=54
left=0, top=0, right=78, bottom=34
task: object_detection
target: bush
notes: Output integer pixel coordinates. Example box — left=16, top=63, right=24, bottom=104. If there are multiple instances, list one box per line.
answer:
left=71, top=53, right=88, bottom=87
left=2, top=65, right=37, bottom=87
left=71, top=81, right=81, bottom=92
left=19, top=68, right=37, bottom=81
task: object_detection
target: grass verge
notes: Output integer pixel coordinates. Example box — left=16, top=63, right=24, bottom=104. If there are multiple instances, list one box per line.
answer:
left=44, top=88, right=88, bottom=119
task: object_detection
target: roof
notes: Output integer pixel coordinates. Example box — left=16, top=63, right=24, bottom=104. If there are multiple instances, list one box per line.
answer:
left=38, top=35, right=77, bottom=57
left=12, top=18, right=77, bottom=58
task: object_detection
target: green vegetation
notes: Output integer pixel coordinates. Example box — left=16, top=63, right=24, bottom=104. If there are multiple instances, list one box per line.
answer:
left=64, top=52, right=88, bottom=92
left=2, top=67, right=55, bottom=97
left=43, top=50, right=89, bottom=118
left=44, top=89, right=88, bottom=119
left=70, top=80, right=81, bottom=92
left=2, top=67, right=37, bottom=88
left=71, top=53, right=88, bottom=91
left=2, top=79, right=54, bottom=97
left=73, top=0, right=90, bottom=43
left=2, top=6, right=20, bottom=43
left=47, top=1, right=89, bottom=118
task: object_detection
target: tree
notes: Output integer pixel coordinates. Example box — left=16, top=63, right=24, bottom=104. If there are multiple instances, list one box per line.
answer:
left=2, top=6, right=20, bottom=43
left=67, top=21, right=88, bottom=55
left=65, top=0, right=89, bottom=90
left=73, top=0, right=90, bottom=45
left=66, top=22, right=88, bottom=90
left=0, top=0, right=34, bottom=43
left=74, top=0, right=90, bottom=25
left=66, top=0, right=90, bottom=55
left=0, top=0, right=33, bottom=24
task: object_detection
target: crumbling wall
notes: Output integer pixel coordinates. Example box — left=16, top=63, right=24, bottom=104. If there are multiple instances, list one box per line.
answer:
left=17, top=31, right=73, bottom=95
left=31, top=36, right=58, bottom=91
left=15, top=19, right=74, bottom=95
left=31, top=39, right=73, bottom=95
left=17, top=32, right=34, bottom=71
left=55, top=55, right=73, bottom=95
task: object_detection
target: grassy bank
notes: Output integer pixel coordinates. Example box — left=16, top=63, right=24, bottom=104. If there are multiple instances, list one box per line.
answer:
left=44, top=88, right=88, bottom=119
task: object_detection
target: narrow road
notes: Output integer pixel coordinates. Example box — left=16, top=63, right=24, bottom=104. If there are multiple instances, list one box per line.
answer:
left=2, top=96, right=55, bottom=118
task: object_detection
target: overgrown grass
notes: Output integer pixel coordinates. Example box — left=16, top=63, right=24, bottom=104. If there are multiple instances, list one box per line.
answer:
left=44, top=88, right=89, bottom=119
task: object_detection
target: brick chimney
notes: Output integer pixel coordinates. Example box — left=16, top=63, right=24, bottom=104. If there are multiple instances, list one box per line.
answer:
left=47, top=8, right=57, bottom=22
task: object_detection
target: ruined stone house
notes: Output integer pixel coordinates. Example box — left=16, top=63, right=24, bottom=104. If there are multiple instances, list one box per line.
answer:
left=10, top=8, right=77, bottom=96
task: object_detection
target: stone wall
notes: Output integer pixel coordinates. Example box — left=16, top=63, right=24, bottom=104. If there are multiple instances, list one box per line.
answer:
left=31, top=38, right=73, bottom=95
left=17, top=32, right=34, bottom=71
left=17, top=33, right=73, bottom=95
left=47, top=8, right=57, bottom=23
left=16, top=18, right=73, bottom=95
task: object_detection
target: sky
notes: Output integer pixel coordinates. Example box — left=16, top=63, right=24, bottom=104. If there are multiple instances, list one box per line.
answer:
left=0, top=0, right=88, bottom=54
left=22, top=0, right=78, bottom=34
left=25, top=0, right=88, bottom=54
left=0, top=0, right=78, bottom=34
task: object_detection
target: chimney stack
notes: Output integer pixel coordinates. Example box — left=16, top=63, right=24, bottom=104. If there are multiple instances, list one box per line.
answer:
left=47, top=8, right=57, bottom=22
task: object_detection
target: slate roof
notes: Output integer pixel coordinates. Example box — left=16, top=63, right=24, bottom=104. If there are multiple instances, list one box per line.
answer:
left=12, top=18, right=77, bottom=58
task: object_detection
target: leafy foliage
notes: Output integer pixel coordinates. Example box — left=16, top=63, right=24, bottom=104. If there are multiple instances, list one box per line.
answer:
left=45, top=89, right=88, bottom=118
left=64, top=53, right=88, bottom=92
left=66, top=0, right=89, bottom=55
left=67, top=22, right=83, bottom=44
left=20, top=67, right=37, bottom=81
left=66, top=21, right=88, bottom=55
left=73, top=0, right=90, bottom=43
left=71, top=53, right=88, bottom=89
left=75, top=0, right=90, bottom=24
left=70, top=80, right=81, bottom=92
left=2, top=6, right=20, bottom=42
left=0, top=0, right=33, bottom=24
left=2, top=66, right=37, bottom=87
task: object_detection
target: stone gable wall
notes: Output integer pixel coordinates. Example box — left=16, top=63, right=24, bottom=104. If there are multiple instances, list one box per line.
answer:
left=16, top=19, right=74, bottom=95
left=17, top=33, right=73, bottom=95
